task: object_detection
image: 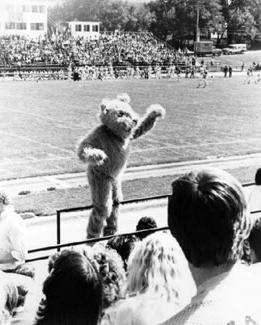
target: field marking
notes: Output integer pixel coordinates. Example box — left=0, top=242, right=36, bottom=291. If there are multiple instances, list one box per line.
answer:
left=1, top=108, right=86, bottom=131
left=133, top=137, right=261, bottom=153
left=0, top=130, right=74, bottom=155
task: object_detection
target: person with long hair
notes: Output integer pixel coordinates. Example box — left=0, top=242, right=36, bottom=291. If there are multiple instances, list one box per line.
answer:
left=34, top=249, right=103, bottom=325
left=115, top=232, right=196, bottom=325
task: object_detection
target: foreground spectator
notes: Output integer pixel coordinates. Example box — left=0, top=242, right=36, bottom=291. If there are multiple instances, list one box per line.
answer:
left=0, top=191, right=34, bottom=279
left=248, top=217, right=261, bottom=263
left=84, top=244, right=126, bottom=325
left=34, top=250, right=103, bottom=325
left=247, top=167, right=261, bottom=212
left=135, top=216, right=157, bottom=240
left=115, top=232, right=195, bottom=325
left=163, top=167, right=261, bottom=324
left=106, top=235, right=137, bottom=270
left=0, top=271, right=19, bottom=324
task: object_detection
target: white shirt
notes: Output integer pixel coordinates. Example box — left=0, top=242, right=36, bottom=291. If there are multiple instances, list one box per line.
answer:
left=0, top=206, right=27, bottom=270
left=162, top=263, right=261, bottom=325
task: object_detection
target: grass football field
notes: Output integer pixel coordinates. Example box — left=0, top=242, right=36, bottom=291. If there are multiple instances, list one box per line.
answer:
left=0, top=75, right=261, bottom=181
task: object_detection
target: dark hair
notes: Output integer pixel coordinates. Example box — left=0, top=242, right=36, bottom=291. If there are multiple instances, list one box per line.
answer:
left=35, top=250, right=103, bottom=325
left=255, top=168, right=261, bottom=185
left=106, top=235, right=137, bottom=271
left=86, top=245, right=126, bottom=309
left=135, top=216, right=157, bottom=240
left=168, top=168, right=250, bottom=267
left=248, top=217, right=261, bottom=262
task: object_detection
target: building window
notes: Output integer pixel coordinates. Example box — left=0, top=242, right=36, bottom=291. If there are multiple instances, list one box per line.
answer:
left=32, top=5, right=38, bottom=12
left=16, top=23, right=27, bottom=30
left=84, top=25, right=90, bottom=32
left=5, top=22, right=16, bottom=30
left=22, top=5, right=30, bottom=12
left=92, top=25, right=99, bottom=32
left=30, top=23, right=44, bottom=30
left=39, top=6, right=45, bottom=13
left=75, top=24, right=82, bottom=32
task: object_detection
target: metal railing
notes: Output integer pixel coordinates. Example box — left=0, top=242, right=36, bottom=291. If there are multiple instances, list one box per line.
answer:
left=26, top=183, right=260, bottom=263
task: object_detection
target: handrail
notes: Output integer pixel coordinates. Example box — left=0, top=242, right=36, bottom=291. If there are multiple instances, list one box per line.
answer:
left=27, top=182, right=258, bottom=263
left=27, top=226, right=169, bottom=262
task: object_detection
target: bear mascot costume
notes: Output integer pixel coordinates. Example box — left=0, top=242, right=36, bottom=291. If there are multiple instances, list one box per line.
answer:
left=77, top=94, right=165, bottom=239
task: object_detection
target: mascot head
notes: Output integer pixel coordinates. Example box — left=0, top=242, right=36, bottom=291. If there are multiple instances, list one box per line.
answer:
left=99, top=93, right=139, bottom=139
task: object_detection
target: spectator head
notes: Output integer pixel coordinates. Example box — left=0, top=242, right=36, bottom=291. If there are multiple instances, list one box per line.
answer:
left=106, top=235, right=137, bottom=271
left=135, top=216, right=157, bottom=240
left=37, top=249, right=103, bottom=325
left=0, top=191, right=11, bottom=215
left=0, top=192, right=10, bottom=206
left=168, top=168, right=250, bottom=268
left=0, top=271, right=19, bottom=324
left=126, top=232, right=195, bottom=305
left=248, top=217, right=261, bottom=263
left=255, top=168, right=261, bottom=185
left=84, top=244, right=126, bottom=309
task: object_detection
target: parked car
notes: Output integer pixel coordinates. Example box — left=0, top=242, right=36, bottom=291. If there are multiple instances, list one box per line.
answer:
left=222, top=44, right=247, bottom=55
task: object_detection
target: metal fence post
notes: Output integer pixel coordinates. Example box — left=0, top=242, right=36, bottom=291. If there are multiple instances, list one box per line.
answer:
left=57, top=210, right=61, bottom=252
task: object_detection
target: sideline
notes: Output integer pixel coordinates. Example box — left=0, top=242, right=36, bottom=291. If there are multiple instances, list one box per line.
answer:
left=0, top=152, right=261, bottom=196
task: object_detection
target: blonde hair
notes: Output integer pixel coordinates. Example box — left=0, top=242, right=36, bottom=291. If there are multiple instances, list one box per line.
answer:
left=126, top=232, right=195, bottom=305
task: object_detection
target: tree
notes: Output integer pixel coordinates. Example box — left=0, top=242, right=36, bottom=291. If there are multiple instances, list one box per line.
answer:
left=147, top=0, right=223, bottom=47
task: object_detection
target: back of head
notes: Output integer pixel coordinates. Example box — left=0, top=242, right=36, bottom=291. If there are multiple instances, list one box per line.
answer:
left=85, top=244, right=126, bottom=309
left=126, top=232, right=195, bottom=304
left=168, top=168, right=250, bottom=267
left=106, top=235, right=137, bottom=270
left=248, top=217, right=261, bottom=263
left=135, top=216, right=157, bottom=240
left=37, top=250, right=102, bottom=325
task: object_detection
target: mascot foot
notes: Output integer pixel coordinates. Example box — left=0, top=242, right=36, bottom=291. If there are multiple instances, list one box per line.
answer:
left=103, top=226, right=117, bottom=237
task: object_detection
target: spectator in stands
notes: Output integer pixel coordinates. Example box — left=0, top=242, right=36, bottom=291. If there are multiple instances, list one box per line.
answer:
left=163, top=167, right=261, bottom=325
left=0, top=271, right=19, bottom=324
left=34, top=249, right=103, bottom=325
left=84, top=244, right=126, bottom=325
left=247, top=168, right=261, bottom=212
left=106, top=235, right=137, bottom=271
left=135, top=216, right=157, bottom=240
left=247, top=217, right=261, bottom=263
left=0, top=191, right=34, bottom=279
left=115, top=232, right=196, bottom=325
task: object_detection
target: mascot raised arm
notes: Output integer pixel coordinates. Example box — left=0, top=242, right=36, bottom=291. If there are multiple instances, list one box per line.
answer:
left=77, top=94, right=165, bottom=239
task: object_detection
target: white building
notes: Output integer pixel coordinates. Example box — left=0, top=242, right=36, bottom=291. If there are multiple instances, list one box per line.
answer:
left=68, top=21, right=100, bottom=40
left=0, top=0, right=48, bottom=39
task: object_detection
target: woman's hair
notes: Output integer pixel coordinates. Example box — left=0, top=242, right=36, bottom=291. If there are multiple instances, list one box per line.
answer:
left=106, top=234, right=137, bottom=270
left=84, top=244, right=126, bottom=309
left=126, top=232, right=195, bottom=305
left=35, top=249, right=103, bottom=325
left=0, top=272, right=19, bottom=324
left=168, top=167, right=250, bottom=267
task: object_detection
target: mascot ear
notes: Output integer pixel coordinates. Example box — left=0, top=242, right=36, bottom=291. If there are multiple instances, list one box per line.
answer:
left=117, top=93, right=130, bottom=104
left=100, top=100, right=108, bottom=114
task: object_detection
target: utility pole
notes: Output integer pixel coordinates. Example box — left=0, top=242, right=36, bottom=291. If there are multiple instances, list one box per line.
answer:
left=196, top=1, right=200, bottom=42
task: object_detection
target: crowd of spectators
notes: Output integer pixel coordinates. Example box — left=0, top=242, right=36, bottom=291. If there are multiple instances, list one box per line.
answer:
left=0, top=167, right=261, bottom=324
left=0, top=31, right=194, bottom=70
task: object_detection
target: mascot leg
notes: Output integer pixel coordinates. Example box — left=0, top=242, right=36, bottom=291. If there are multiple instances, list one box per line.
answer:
left=103, top=177, right=122, bottom=237
left=87, top=170, right=113, bottom=239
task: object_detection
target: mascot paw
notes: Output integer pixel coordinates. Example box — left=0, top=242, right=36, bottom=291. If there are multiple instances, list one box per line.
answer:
left=147, top=104, right=166, bottom=119
left=84, top=148, right=108, bottom=165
